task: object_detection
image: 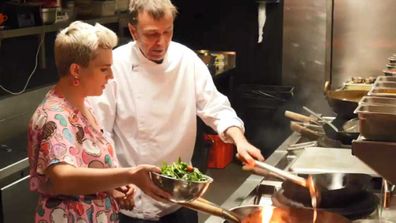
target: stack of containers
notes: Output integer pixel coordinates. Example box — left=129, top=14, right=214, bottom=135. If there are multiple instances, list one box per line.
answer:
left=383, top=54, right=396, bottom=76
left=354, top=60, right=396, bottom=141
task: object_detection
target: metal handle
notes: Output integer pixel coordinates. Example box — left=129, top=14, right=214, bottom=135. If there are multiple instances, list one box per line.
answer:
left=284, top=110, right=315, bottom=123
left=181, top=198, right=241, bottom=223
left=254, top=160, right=307, bottom=187
left=290, top=122, right=321, bottom=140
left=324, top=80, right=331, bottom=94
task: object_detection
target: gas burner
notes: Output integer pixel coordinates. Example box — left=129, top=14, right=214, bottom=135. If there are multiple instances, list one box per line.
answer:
left=272, top=189, right=378, bottom=220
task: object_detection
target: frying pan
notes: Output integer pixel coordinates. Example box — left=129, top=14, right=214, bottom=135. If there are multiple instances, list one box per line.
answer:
left=182, top=198, right=351, bottom=223
left=324, top=81, right=368, bottom=119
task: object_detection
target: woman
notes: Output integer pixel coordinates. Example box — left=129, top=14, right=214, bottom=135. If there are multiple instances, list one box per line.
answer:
left=27, top=21, right=169, bottom=223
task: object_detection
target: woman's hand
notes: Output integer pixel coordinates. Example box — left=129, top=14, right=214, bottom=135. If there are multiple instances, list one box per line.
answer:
left=129, top=165, right=171, bottom=202
left=112, top=185, right=135, bottom=210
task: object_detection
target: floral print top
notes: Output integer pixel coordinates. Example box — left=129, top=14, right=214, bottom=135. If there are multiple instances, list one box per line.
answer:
left=28, top=88, right=120, bottom=223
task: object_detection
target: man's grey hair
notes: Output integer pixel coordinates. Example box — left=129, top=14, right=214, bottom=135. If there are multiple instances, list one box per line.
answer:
left=54, top=21, right=118, bottom=76
left=129, top=0, right=178, bottom=25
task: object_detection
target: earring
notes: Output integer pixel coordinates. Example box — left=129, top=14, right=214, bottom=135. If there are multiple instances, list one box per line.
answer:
left=72, top=76, right=80, bottom=86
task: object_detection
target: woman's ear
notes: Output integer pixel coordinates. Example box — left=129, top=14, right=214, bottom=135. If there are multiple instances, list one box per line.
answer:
left=69, top=63, right=79, bottom=77
left=128, top=23, right=138, bottom=41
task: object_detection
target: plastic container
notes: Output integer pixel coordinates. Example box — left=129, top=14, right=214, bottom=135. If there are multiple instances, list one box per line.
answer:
left=205, top=134, right=234, bottom=169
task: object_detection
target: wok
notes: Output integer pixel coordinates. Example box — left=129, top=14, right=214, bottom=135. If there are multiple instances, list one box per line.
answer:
left=324, top=81, right=368, bottom=119
left=273, top=189, right=379, bottom=220
left=281, top=173, right=374, bottom=208
left=301, top=106, right=359, bottom=145
left=322, top=117, right=359, bottom=145
left=249, top=162, right=374, bottom=208
left=182, top=198, right=350, bottom=223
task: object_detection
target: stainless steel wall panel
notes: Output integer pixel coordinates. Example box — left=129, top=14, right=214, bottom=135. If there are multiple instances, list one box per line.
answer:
left=332, top=0, right=396, bottom=87
left=282, top=0, right=331, bottom=114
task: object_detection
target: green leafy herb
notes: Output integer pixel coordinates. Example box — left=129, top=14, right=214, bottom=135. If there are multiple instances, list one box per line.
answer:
left=160, top=158, right=208, bottom=182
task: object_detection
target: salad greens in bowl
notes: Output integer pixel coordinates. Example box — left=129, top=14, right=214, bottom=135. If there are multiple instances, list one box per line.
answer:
left=150, top=158, right=213, bottom=203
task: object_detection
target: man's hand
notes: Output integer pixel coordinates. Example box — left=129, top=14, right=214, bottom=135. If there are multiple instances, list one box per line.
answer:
left=235, top=140, right=264, bottom=167
left=225, top=126, right=265, bottom=167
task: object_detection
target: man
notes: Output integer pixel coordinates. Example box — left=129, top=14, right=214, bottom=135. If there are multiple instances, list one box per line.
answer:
left=90, top=0, right=265, bottom=222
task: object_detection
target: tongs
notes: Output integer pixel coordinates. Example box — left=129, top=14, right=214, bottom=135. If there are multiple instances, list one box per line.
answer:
left=252, top=160, right=307, bottom=188
left=303, top=106, right=339, bottom=132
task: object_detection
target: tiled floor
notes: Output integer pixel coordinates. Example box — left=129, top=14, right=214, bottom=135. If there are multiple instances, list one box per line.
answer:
left=197, top=160, right=251, bottom=223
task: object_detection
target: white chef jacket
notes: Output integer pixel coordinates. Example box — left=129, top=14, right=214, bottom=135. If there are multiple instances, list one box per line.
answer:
left=89, top=41, right=244, bottom=220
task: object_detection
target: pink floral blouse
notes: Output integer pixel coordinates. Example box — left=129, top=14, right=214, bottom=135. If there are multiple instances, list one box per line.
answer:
left=28, top=88, right=120, bottom=223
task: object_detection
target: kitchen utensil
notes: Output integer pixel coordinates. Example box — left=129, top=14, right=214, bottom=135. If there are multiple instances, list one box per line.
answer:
left=254, top=160, right=307, bottom=187
left=289, top=122, right=343, bottom=147
left=322, top=117, right=359, bottom=144
left=280, top=173, right=374, bottom=206
left=251, top=156, right=376, bottom=202
left=303, top=106, right=358, bottom=144
left=277, top=171, right=378, bottom=219
left=273, top=188, right=378, bottom=220
left=284, top=110, right=319, bottom=124
left=288, top=141, right=318, bottom=150
left=289, top=121, right=322, bottom=140
left=303, top=106, right=339, bottom=132
left=342, top=118, right=359, bottom=133
left=150, top=172, right=213, bottom=203
left=182, top=197, right=241, bottom=222
left=182, top=198, right=351, bottom=223
left=324, top=81, right=368, bottom=119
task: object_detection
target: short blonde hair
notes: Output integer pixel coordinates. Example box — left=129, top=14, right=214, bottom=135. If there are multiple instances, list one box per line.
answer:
left=129, top=0, right=178, bottom=25
left=54, top=21, right=118, bottom=76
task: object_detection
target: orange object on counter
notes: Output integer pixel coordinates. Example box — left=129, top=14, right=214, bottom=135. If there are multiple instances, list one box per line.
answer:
left=204, top=134, right=235, bottom=169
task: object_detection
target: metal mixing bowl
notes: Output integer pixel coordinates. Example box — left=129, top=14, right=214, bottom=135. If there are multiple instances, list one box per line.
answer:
left=150, top=172, right=213, bottom=203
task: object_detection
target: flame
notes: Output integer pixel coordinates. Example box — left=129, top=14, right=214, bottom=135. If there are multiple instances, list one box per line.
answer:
left=261, top=206, right=274, bottom=223
left=241, top=206, right=274, bottom=223
left=307, top=175, right=319, bottom=223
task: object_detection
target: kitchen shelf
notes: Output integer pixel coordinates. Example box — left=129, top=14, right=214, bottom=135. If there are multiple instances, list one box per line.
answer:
left=0, top=13, right=130, bottom=68
left=0, top=13, right=129, bottom=39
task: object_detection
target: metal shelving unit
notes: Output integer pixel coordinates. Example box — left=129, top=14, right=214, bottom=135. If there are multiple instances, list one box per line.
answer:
left=0, top=13, right=129, bottom=68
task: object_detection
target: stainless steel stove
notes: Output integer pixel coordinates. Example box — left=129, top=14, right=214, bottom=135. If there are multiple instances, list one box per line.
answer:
left=240, top=133, right=396, bottom=222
